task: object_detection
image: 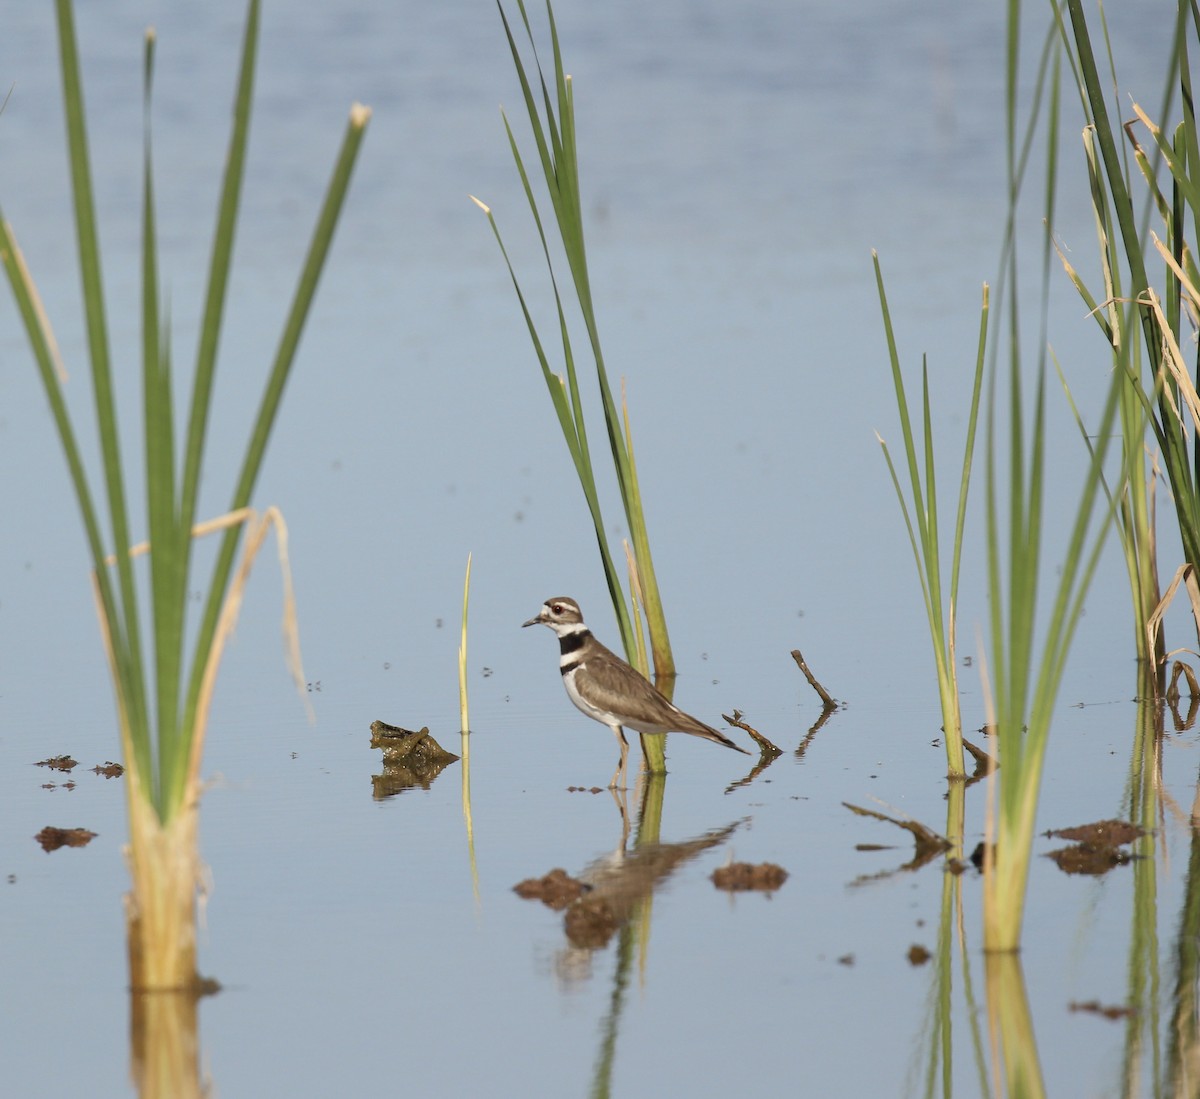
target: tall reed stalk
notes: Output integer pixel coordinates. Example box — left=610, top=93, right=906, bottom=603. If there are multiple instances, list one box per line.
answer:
left=980, top=5, right=1127, bottom=954
left=475, top=0, right=677, bottom=773
left=875, top=258, right=988, bottom=779
left=0, top=0, right=368, bottom=988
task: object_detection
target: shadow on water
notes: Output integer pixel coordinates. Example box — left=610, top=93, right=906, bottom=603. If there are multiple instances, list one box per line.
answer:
left=514, top=770, right=746, bottom=1099
left=513, top=677, right=805, bottom=1099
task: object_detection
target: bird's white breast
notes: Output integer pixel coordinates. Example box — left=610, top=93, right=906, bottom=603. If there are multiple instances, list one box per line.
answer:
left=562, top=665, right=620, bottom=728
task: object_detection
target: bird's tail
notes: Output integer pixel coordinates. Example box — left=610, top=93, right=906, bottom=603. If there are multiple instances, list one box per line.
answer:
left=687, top=721, right=752, bottom=756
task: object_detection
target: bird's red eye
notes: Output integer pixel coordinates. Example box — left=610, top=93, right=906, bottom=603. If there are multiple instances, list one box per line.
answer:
left=550, top=603, right=563, bottom=614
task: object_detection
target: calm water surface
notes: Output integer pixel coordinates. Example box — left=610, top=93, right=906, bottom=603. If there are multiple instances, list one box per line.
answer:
left=0, top=2, right=1191, bottom=1096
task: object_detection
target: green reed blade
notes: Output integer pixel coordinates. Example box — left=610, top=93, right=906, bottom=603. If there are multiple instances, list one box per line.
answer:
left=179, top=0, right=259, bottom=538
left=174, top=103, right=370, bottom=815
left=982, top=4, right=1135, bottom=951
left=0, top=221, right=140, bottom=780
left=139, top=27, right=188, bottom=811
left=491, top=1, right=683, bottom=673
left=55, top=0, right=152, bottom=775
left=874, top=254, right=986, bottom=776
left=472, top=195, right=632, bottom=642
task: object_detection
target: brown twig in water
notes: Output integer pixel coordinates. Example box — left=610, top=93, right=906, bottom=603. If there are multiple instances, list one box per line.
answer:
left=843, top=801, right=951, bottom=868
left=722, top=712, right=782, bottom=756
left=791, top=649, right=836, bottom=708
left=960, top=737, right=997, bottom=784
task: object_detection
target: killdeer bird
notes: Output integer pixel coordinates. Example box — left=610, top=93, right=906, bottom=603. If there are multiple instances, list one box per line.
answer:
left=523, top=596, right=750, bottom=788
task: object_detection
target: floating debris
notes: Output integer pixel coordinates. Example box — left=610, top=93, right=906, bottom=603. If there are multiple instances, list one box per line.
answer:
left=1069, top=999, right=1135, bottom=1021
left=91, top=762, right=124, bottom=779
left=36, top=755, right=78, bottom=772
left=35, top=826, right=97, bottom=852
left=711, top=861, right=788, bottom=893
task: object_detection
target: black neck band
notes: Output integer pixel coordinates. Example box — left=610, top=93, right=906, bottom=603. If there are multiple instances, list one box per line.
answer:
left=558, top=630, right=589, bottom=656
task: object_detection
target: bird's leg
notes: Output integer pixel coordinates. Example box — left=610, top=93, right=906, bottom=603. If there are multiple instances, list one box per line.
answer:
left=607, top=784, right=630, bottom=847
left=609, top=725, right=629, bottom=790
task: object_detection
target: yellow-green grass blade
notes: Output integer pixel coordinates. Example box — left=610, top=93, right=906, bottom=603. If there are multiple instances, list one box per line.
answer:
left=459, top=553, right=472, bottom=732
left=619, top=390, right=672, bottom=677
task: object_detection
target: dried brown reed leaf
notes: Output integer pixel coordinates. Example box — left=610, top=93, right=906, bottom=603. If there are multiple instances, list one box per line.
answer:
left=1146, top=563, right=1200, bottom=678
left=96, top=505, right=310, bottom=811
left=192, top=506, right=312, bottom=794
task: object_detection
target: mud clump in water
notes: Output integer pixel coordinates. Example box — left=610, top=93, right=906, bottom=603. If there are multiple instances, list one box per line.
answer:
left=35, top=826, right=97, bottom=852
left=1047, top=819, right=1146, bottom=847
left=907, top=944, right=932, bottom=966
left=1044, top=818, right=1146, bottom=876
left=36, top=755, right=78, bottom=773
left=368, top=721, right=460, bottom=797
left=711, top=862, right=788, bottom=892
